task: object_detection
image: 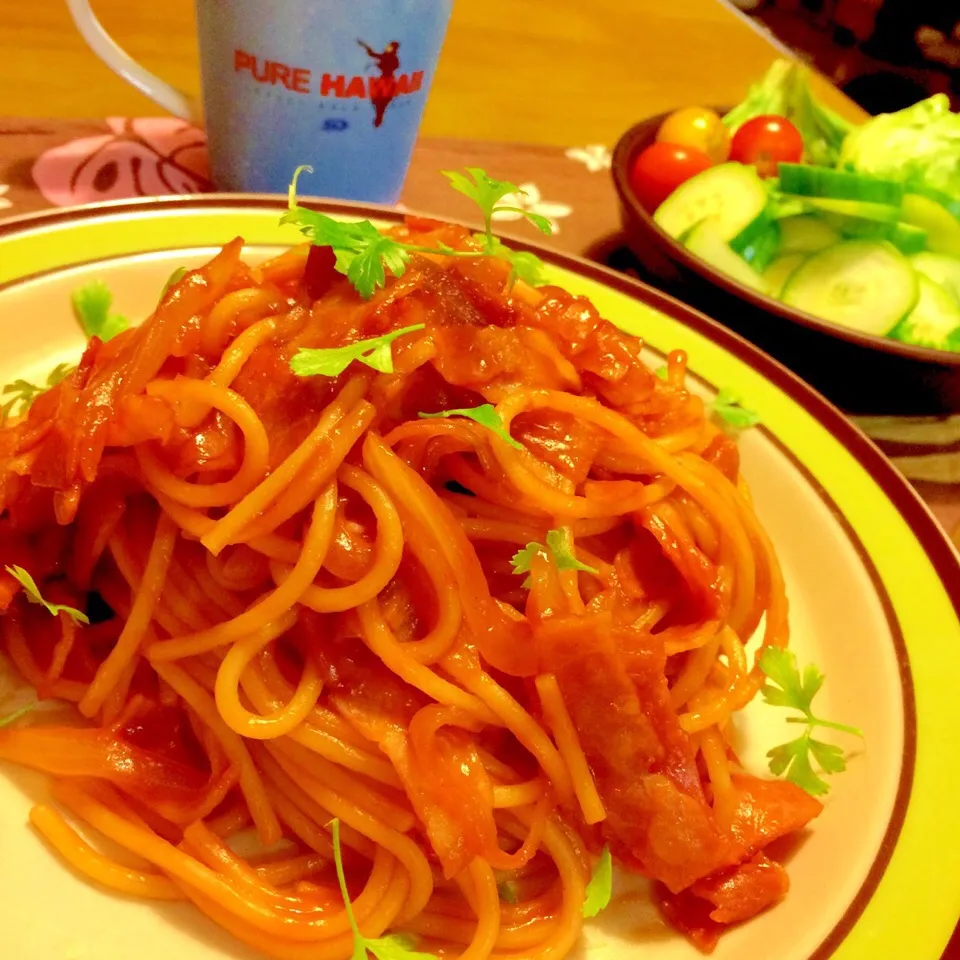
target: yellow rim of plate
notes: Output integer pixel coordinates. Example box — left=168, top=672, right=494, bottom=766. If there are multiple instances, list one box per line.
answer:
left=1, top=199, right=959, bottom=959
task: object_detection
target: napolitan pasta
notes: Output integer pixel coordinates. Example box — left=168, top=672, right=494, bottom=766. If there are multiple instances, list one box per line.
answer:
left=0, top=217, right=821, bottom=958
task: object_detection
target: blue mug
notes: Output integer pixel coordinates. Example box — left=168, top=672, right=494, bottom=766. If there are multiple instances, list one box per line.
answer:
left=65, top=0, right=454, bottom=202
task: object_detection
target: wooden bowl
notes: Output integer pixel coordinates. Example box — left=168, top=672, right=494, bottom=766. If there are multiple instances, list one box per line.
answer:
left=611, top=112, right=960, bottom=415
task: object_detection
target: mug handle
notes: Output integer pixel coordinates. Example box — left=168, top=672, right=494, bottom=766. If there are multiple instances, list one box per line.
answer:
left=65, top=0, right=195, bottom=120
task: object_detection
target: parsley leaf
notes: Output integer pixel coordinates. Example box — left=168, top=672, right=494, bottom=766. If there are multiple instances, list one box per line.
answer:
left=0, top=363, right=75, bottom=427
left=46, top=362, right=75, bottom=387
left=654, top=365, right=669, bottom=380
left=363, top=937, right=434, bottom=960
left=519, top=211, right=553, bottom=235
left=582, top=846, right=613, bottom=918
left=808, top=737, right=848, bottom=775
left=281, top=165, right=416, bottom=299
left=710, top=387, right=760, bottom=430
left=441, top=167, right=553, bottom=251
left=504, top=249, right=548, bottom=287
left=767, top=737, right=820, bottom=788
left=1, top=379, right=42, bottom=426
left=290, top=324, right=425, bottom=378
left=161, top=266, right=189, bottom=296
left=419, top=403, right=523, bottom=450
left=344, top=235, right=411, bottom=300
left=497, top=880, right=519, bottom=904
left=510, top=543, right=543, bottom=581
left=482, top=236, right=549, bottom=287
left=491, top=205, right=554, bottom=237
left=760, top=646, right=823, bottom=713
left=4, top=565, right=89, bottom=624
left=0, top=703, right=38, bottom=729
left=330, top=819, right=433, bottom=960
left=511, top=528, right=599, bottom=587
left=280, top=165, right=551, bottom=299
left=443, top=168, right=555, bottom=243
left=759, top=646, right=863, bottom=796
left=545, top=530, right=599, bottom=575
left=72, top=280, right=129, bottom=342
left=442, top=168, right=521, bottom=238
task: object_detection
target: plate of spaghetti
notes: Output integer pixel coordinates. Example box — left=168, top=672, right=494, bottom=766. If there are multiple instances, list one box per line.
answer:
left=0, top=174, right=958, bottom=960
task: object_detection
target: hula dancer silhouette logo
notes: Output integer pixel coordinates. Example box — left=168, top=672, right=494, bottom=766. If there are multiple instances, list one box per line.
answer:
left=357, top=39, right=401, bottom=127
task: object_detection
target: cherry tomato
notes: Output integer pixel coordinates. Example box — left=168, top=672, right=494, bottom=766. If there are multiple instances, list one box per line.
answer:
left=656, top=106, right=731, bottom=163
left=729, top=115, right=804, bottom=178
left=629, top=142, right=714, bottom=213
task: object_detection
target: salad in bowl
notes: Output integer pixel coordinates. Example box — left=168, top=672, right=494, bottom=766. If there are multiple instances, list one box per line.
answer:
left=624, top=62, right=960, bottom=355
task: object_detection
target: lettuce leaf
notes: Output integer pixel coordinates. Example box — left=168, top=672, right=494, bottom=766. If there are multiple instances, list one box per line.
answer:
left=838, top=94, right=960, bottom=204
left=723, top=59, right=853, bottom=167
left=723, top=59, right=795, bottom=130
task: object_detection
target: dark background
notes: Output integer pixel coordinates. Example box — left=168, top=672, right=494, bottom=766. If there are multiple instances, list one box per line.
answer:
left=739, top=0, right=960, bottom=114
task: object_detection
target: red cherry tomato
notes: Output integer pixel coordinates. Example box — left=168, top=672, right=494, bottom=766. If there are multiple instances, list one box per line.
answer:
left=729, top=115, right=804, bottom=178
left=629, top=142, right=714, bottom=213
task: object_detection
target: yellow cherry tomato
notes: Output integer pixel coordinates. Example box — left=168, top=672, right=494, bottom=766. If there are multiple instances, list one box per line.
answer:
left=656, top=107, right=731, bottom=163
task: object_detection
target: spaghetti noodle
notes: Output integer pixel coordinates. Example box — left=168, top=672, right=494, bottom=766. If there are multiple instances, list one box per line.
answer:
left=0, top=219, right=821, bottom=957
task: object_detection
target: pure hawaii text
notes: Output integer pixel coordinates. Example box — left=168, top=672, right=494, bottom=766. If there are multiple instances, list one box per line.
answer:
left=234, top=50, right=424, bottom=99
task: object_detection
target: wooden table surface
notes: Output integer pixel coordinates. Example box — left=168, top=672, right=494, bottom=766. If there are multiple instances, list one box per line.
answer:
left=0, top=0, right=863, bottom=145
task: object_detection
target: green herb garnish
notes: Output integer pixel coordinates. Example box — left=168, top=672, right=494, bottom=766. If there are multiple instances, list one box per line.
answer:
left=281, top=165, right=551, bottom=300
left=479, top=234, right=548, bottom=287
left=0, top=363, right=74, bottom=427
left=497, top=880, right=519, bottom=904
left=4, top=565, right=89, bottom=624
left=511, top=529, right=599, bottom=588
left=759, top=646, right=864, bottom=797
left=654, top=365, right=669, bottom=380
left=443, top=168, right=552, bottom=241
left=45, top=362, right=75, bottom=386
left=582, top=846, right=613, bottom=918
left=419, top=403, right=522, bottom=450
left=161, top=266, right=189, bottom=296
left=331, top=819, right=433, bottom=959
left=1, top=379, right=42, bottom=426
left=0, top=703, right=38, bottom=729
left=710, top=387, right=760, bottom=430
left=71, top=280, right=129, bottom=342
left=290, top=324, right=425, bottom=379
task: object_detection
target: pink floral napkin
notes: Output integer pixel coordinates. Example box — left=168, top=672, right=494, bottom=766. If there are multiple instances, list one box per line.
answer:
left=0, top=116, right=619, bottom=258
left=31, top=117, right=209, bottom=206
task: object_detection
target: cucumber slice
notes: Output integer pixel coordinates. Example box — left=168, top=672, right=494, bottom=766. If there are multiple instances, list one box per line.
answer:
left=910, top=252, right=960, bottom=304
left=801, top=196, right=902, bottom=243
left=822, top=215, right=895, bottom=241
left=762, top=253, right=807, bottom=297
left=779, top=216, right=841, bottom=254
left=683, top=219, right=764, bottom=291
left=901, top=194, right=960, bottom=257
left=676, top=219, right=705, bottom=245
left=821, top=216, right=930, bottom=253
left=771, top=195, right=808, bottom=220
left=778, top=164, right=903, bottom=206
left=889, top=276, right=960, bottom=352
left=888, top=222, right=928, bottom=256
left=904, top=182, right=960, bottom=221
left=654, top=163, right=769, bottom=242
left=781, top=240, right=918, bottom=335
left=802, top=196, right=901, bottom=223
left=728, top=201, right=775, bottom=245
left=731, top=221, right=781, bottom=273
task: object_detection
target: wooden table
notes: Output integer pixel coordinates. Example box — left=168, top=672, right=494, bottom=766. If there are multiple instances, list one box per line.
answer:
left=0, top=0, right=862, bottom=144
